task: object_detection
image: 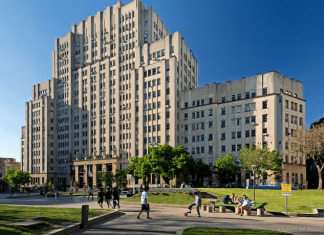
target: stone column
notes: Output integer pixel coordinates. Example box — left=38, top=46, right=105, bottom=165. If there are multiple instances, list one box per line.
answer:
left=93, top=164, right=97, bottom=188
left=102, top=164, right=106, bottom=187
left=84, top=164, right=88, bottom=187
left=75, top=165, right=79, bottom=186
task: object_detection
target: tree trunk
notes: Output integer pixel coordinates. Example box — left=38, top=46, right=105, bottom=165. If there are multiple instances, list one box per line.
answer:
left=317, top=165, right=324, bottom=190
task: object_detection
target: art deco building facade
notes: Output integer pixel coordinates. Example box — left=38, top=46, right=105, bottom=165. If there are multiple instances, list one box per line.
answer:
left=21, top=0, right=198, bottom=187
left=180, top=71, right=307, bottom=187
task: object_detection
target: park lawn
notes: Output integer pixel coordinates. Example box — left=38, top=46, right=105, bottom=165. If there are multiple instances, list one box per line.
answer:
left=198, top=188, right=324, bottom=213
left=0, top=205, right=113, bottom=235
left=123, top=191, right=208, bottom=205
left=183, top=227, right=292, bottom=235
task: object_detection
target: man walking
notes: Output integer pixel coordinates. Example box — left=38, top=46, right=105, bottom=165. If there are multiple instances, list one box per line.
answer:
left=88, top=187, right=94, bottom=200
left=97, top=188, right=105, bottom=208
left=187, top=191, right=202, bottom=217
left=137, top=186, right=152, bottom=219
left=113, top=188, right=120, bottom=209
left=105, top=188, right=112, bottom=209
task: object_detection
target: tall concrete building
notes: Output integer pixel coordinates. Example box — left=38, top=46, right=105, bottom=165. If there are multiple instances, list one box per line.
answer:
left=180, top=71, right=306, bottom=187
left=21, top=0, right=198, bottom=187
left=21, top=0, right=306, bottom=188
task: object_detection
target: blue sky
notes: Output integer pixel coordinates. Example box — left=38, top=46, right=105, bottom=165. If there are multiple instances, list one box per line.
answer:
left=0, top=0, right=323, bottom=162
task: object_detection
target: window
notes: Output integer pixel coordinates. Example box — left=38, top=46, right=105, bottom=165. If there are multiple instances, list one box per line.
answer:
left=221, top=108, right=225, bottom=115
left=237, top=105, right=241, bottom=113
left=251, top=116, right=256, bottom=124
left=263, top=128, right=268, bottom=134
left=262, top=101, right=268, bottom=109
left=263, top=88, right=267, bottom=96
left=192, top=112, right=195, bottom=119
left=232, top=132, right=236, bottom=139
left=221, top=97, right=226, bottom=103
left=221, top=133, right=225, bottom=140
left=237, top=93, right=241, bottom=100
left=209, top=109, right=213, bottom=116
left=263, top=114, right=267, bottom=122
left=245, top=130, right=250, bottom=138
left=263, top=141, right=268, bottom=148
left=201, top=123, right=205, bottom=129
left=201, top=135, right=205, bottom=141
left=231, top=106, right=236, bottom=114
left=285, top=100, right=289, bottom=109
left=245, top=117, right=250, bottom=124
left=232, top=145, right=236, bottom=152
left=197, top=135, right=200, bottom=142
left=285, top=114, right=289, bottom=123
left=209, top=146, right=213, bottom=153
left=221, top=146, right=225, bottom=152
left=201, top=99, right=204, bottom=105
left=237, top=118, right=241, bottom=126
left=166, top=88, right=170, bottom=95
left=201, top=147, right=205, bottom=153
left=299, top=104, right=303, bottom=113
left=201, top=111, right=204, bottom=117
left=251, top=89, right=256, bottom=97
left=209, top=97, right=213, bottom=104
left=209, top=122, right=213, bottom=128
left=221, top=120, right=225, bottom=128
left=192, top=136, right=195, bottom=142
left=299, top=117, right=303, bottom=126
left=251, top=102, right=256, bottom=111
left=185, top=102, right=188, bottom=108
left=251, top=129, right=256, bottom=137
left=237, top=131, right=241, bottom=138
left=246, top=92, right=250, bottom=98
left=232, top=94, right=236, bottom=101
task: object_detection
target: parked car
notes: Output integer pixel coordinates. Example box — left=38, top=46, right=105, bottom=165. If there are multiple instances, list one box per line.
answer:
left=119, top=191, right=129, bottom=199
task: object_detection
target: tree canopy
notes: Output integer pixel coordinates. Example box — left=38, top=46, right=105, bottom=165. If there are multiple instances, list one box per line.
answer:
left=2, top=168, right=31, bottom=187
left=287, top=123, right=324, bottom=189
left=214, top=154, right=241, bottom=186
left=240, top=145, right=283, bottom=176
left=126, top=144, right=196, bottom=180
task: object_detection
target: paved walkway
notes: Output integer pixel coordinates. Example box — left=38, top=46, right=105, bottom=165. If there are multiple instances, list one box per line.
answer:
left=1, top=197, right=323, bottom=235
left=72, top=203, right=323, bottom=235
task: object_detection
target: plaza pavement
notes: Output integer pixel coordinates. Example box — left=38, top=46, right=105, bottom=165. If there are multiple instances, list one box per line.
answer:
left=0, top=196, right=323, bottom=235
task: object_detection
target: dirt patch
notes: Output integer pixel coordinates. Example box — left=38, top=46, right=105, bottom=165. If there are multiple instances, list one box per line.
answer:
left=162, top=193, right=170, bottom=196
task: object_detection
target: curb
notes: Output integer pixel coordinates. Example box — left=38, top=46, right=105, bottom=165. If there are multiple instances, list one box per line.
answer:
left=44, top=210, right=120, bottom=235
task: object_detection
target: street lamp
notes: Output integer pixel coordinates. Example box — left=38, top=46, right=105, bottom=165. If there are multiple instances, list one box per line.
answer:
left=251, top=165, right=258, bottom=202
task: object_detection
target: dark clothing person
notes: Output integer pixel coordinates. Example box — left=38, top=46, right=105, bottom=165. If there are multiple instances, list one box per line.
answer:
left=113, top=189, right=120, bottom=209
left=98, top=190, right=105, bottom=208
left=105, top=189, right=112, bottom=208
left=222, top=195, right=232, bottom=204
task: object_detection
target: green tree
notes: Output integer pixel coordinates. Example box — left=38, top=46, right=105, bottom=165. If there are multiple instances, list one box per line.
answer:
left=214, top=154, right=241, bottom=187
left=97, top=171, right=114, bottom=187
left=126, top=144, right=196, bottom=182
left=2, top=168, right=31, bottom=187
left=240, top=145, right=283, bottom=177
left=194, top=159, right=212, bottom=186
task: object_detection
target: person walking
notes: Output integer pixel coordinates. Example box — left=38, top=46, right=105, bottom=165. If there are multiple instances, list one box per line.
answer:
left=113, top=188, right=120, bottom=209
left=70, top=187, right=74, bottom=199
left=187, top=191, right=202, bottom=217
left=97, top=188, right=105, bottom=208
left=105, top=188, right=112, bottom=209
left=137, top=186, right=152, bottom=219
left=88, top=187, right=94, bottom=200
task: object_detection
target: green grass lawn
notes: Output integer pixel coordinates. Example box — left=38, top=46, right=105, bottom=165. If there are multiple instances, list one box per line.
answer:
left=183, top=228, right=292, bottom=235
left=0, top=205, right=113, bottom=235
left=123, top=191, right=203, bottom=205
left=198, top=188, right=324, bottom=213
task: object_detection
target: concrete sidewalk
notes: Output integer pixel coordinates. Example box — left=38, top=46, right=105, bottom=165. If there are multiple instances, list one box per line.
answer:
left=70, top=203, right=324, bottom=235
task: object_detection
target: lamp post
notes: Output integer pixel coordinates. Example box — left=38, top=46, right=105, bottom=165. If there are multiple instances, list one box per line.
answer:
left=251, top=165, right=258, bottom=202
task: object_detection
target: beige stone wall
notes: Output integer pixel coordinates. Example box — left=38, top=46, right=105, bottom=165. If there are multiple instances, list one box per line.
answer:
left=0, top=158, right=21, bottom=179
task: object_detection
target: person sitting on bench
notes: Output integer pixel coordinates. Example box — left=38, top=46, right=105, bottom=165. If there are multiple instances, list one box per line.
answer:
left=222, top=194, right=232, bottom=204
left=237, top=195, right=251, bottom=216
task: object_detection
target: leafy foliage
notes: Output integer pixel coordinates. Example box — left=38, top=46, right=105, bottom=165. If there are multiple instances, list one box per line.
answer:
left=240, top=145, right=283, bottom=176
left=2, top=168, right=31, bottom=186
left=126, top=144, right=196, bottom=180
left=214, top=154, right=241, bottom=186
left=287, top=123, right=324, bottom=189
left=97, top=171, right=114, bottom=186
